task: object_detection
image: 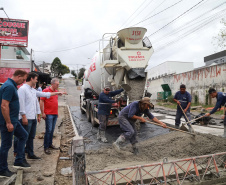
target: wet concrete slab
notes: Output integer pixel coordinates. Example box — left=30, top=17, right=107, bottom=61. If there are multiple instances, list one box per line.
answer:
left=70, top=106, right=170, bottom=151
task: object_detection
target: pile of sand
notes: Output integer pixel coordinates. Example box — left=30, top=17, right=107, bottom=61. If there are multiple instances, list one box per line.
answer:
left=86, top=132, right=226, bottom=171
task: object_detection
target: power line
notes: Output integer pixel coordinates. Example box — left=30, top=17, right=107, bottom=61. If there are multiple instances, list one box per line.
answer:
left=34, top=39, right=99, bottom=53
left=118, top=0, right=149, bottom=29
left=141, top=0, right=167, bottom=21
left=153, top=2, right=226, bottom=45
left=124, top=0, right=155, bottom=27
left=154, top=9, right=226, bottom=54
left=131, top=0, right=184, bottom=27
left=147, top=0, right=206, bottom=38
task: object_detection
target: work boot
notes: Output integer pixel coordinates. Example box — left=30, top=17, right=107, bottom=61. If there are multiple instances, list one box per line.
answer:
left=132, top=143, right=139, bottom=155
left=100, top=130, right=108, bottom=143
left=97, top=129, right=101, bottom=140
left=113, top=135, right=125, bottom=152
left=222, top=126, right=226, bottom=138
left=175, top=125, right=179, bottom=129
left=188, top=124, right=195, bottom=133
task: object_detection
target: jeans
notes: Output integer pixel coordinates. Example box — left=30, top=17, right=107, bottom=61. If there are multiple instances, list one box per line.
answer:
left=175, top=109, right=191, bottom=126
left=98, top=115, right=109, bottom=131
left=0, top=121, right=28, bottom=172
left=14, top=119, right=37, bottom=157
left=118, top=116, right=137, bottom=145
left=44, top=115, right=57, bottom=149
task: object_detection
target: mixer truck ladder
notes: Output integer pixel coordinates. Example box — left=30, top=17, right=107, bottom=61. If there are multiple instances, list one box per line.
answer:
left=99, top=33, right=119, bottom=90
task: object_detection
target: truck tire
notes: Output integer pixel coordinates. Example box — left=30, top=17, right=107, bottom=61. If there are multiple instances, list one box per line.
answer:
left=80, top=98, right=85, bottom=114
left=90, top=107, right=98, bottom=127
left=86, top=104, right=91, bottom=122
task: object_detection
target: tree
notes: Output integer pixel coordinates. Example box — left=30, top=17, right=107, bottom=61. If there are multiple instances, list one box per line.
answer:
left=51, top=57, right=62, bottom=77
left=71, top=70, right=77, bottom=78
left=78, top=67, right=85, bottom=79
left=50, top=57, right=70, bottom=77
left=59, top=64, right=70, bottom=76
left=212, top=18, right=226, bottom=51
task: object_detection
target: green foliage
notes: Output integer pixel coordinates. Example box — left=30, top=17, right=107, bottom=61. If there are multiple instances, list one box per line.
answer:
left=59, top=64, right=70, bottom=76
left=167, top=95, right=174, bottom=103
left=212, top=18, right=226, bottom=50
left=50, top=57, right=70, bottom=77
left=194, top=95, right=198, bottom=104
left=71, top=70, right=77, bottom=78
left=205, top=94, right=209, bottom=105
left=51, top=57, right=61, bottom=76
left=78, top=67, right=85, bottom=79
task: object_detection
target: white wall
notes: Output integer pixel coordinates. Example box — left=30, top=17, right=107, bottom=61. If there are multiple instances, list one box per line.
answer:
left=148, top=61, right=194, bottom=80
left=148, top=63, right=226, bottom=105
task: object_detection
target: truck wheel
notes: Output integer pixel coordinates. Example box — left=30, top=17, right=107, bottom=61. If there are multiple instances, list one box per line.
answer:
left=86, top=104, right=91, bottom=122
left=80, top=98, right=85, bottom=114
left=90, top=107, right=98, bottom=127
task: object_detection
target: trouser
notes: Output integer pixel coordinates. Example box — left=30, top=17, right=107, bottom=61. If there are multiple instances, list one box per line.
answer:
left=0, top=121, right=28, bottom=172
left=98, top=114, right=109, bottom=131
left=175, top=109, right=191, bottom=126
left=224, top=111, right=226, bottom=126
left=14, top=119, right=37, bottom=158
left=118, top=116, right=138, bottom=145
left=44, top=115, right=58, bottom=149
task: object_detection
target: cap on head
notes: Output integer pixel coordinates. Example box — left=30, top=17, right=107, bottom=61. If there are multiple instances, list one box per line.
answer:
left=104, top=86, right=110, bottom=91
left=208, top=88, right=216, bottom=94
left=141, top=97, right=152, bottom=107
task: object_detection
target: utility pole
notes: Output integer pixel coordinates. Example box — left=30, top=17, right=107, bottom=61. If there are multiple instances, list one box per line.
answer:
left=43, top=61, right=45, bottom=73
left=76, top=64, right=79, bottom=80
left=30, top=49, right=33, bottom=71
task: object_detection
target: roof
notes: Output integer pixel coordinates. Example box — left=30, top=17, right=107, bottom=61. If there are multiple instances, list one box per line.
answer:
left=204, top=50, right=226, bottom=62
left=19, top=47, right=30, bottom=55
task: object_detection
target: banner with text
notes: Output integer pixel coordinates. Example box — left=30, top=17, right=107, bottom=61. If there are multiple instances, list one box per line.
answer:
left=0, top=18, right=29, bottom=47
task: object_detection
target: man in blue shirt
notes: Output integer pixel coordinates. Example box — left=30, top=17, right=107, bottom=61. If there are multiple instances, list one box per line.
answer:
left=205, top=88, right=226, bottom=137
left=0, top=70, right=29, bottom=178
left=113, top=97, right=166, bottom=155
left=97, top=86, right=124, bottom=143
left=173, top=84, right=193, bottom=132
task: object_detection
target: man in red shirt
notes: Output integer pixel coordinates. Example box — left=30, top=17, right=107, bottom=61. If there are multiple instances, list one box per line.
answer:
left=40, top=78, right=66, bottom=154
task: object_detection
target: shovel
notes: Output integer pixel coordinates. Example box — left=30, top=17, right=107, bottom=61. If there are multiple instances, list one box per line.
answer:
left=178, top=104, right=195, bottom=133
left=146, top=120, right=195, bottom=136
left=186, top=115, right=206, bottom=124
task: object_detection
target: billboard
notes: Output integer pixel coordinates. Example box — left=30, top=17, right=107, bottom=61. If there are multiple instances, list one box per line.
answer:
left=0, top=67, right=30, bottom=83
left=0, top=18, right=29, bottom=47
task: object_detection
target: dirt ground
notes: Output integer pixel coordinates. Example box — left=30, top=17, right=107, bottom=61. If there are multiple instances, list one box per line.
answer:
left=86, top=131, right=226, bottom=171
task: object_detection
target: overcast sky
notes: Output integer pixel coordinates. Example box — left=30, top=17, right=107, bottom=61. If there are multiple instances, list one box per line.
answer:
left=1, top=0, right=226, bottom=71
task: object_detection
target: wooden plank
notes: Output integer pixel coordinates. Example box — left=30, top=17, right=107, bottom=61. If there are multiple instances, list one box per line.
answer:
left=15, top=169, right=23, bottom=185
left=3, top=174, right=17, bottom=185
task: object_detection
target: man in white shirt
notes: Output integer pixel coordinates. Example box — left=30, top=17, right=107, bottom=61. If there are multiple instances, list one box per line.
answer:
left=14, top=72, right=66, bottom=160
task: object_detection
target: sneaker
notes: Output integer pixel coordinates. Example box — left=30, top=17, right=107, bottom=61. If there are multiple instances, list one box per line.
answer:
left=49, top=145, right=58, bottom=150
left=13, top=161, right=31, bottom=169
left=0, top=170, right=15, bottom=178
left=44, top=148, right=51, bottom=155
left=27, top=154, right=41, bottom=160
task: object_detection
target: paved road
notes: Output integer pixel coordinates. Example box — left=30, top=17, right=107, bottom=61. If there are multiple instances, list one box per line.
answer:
left=64, top=78, right=169, bottom=150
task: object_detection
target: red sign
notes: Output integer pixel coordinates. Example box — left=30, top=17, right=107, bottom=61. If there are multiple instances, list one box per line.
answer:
left=0, top=68, right=30, bottom=83
left=0, top=18, right=29, bottom=47
left=128, top=51, right=145, bottom=61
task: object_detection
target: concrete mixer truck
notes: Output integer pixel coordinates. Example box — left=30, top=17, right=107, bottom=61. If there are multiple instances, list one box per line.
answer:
left=80, top=27, right=154, bottom=127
